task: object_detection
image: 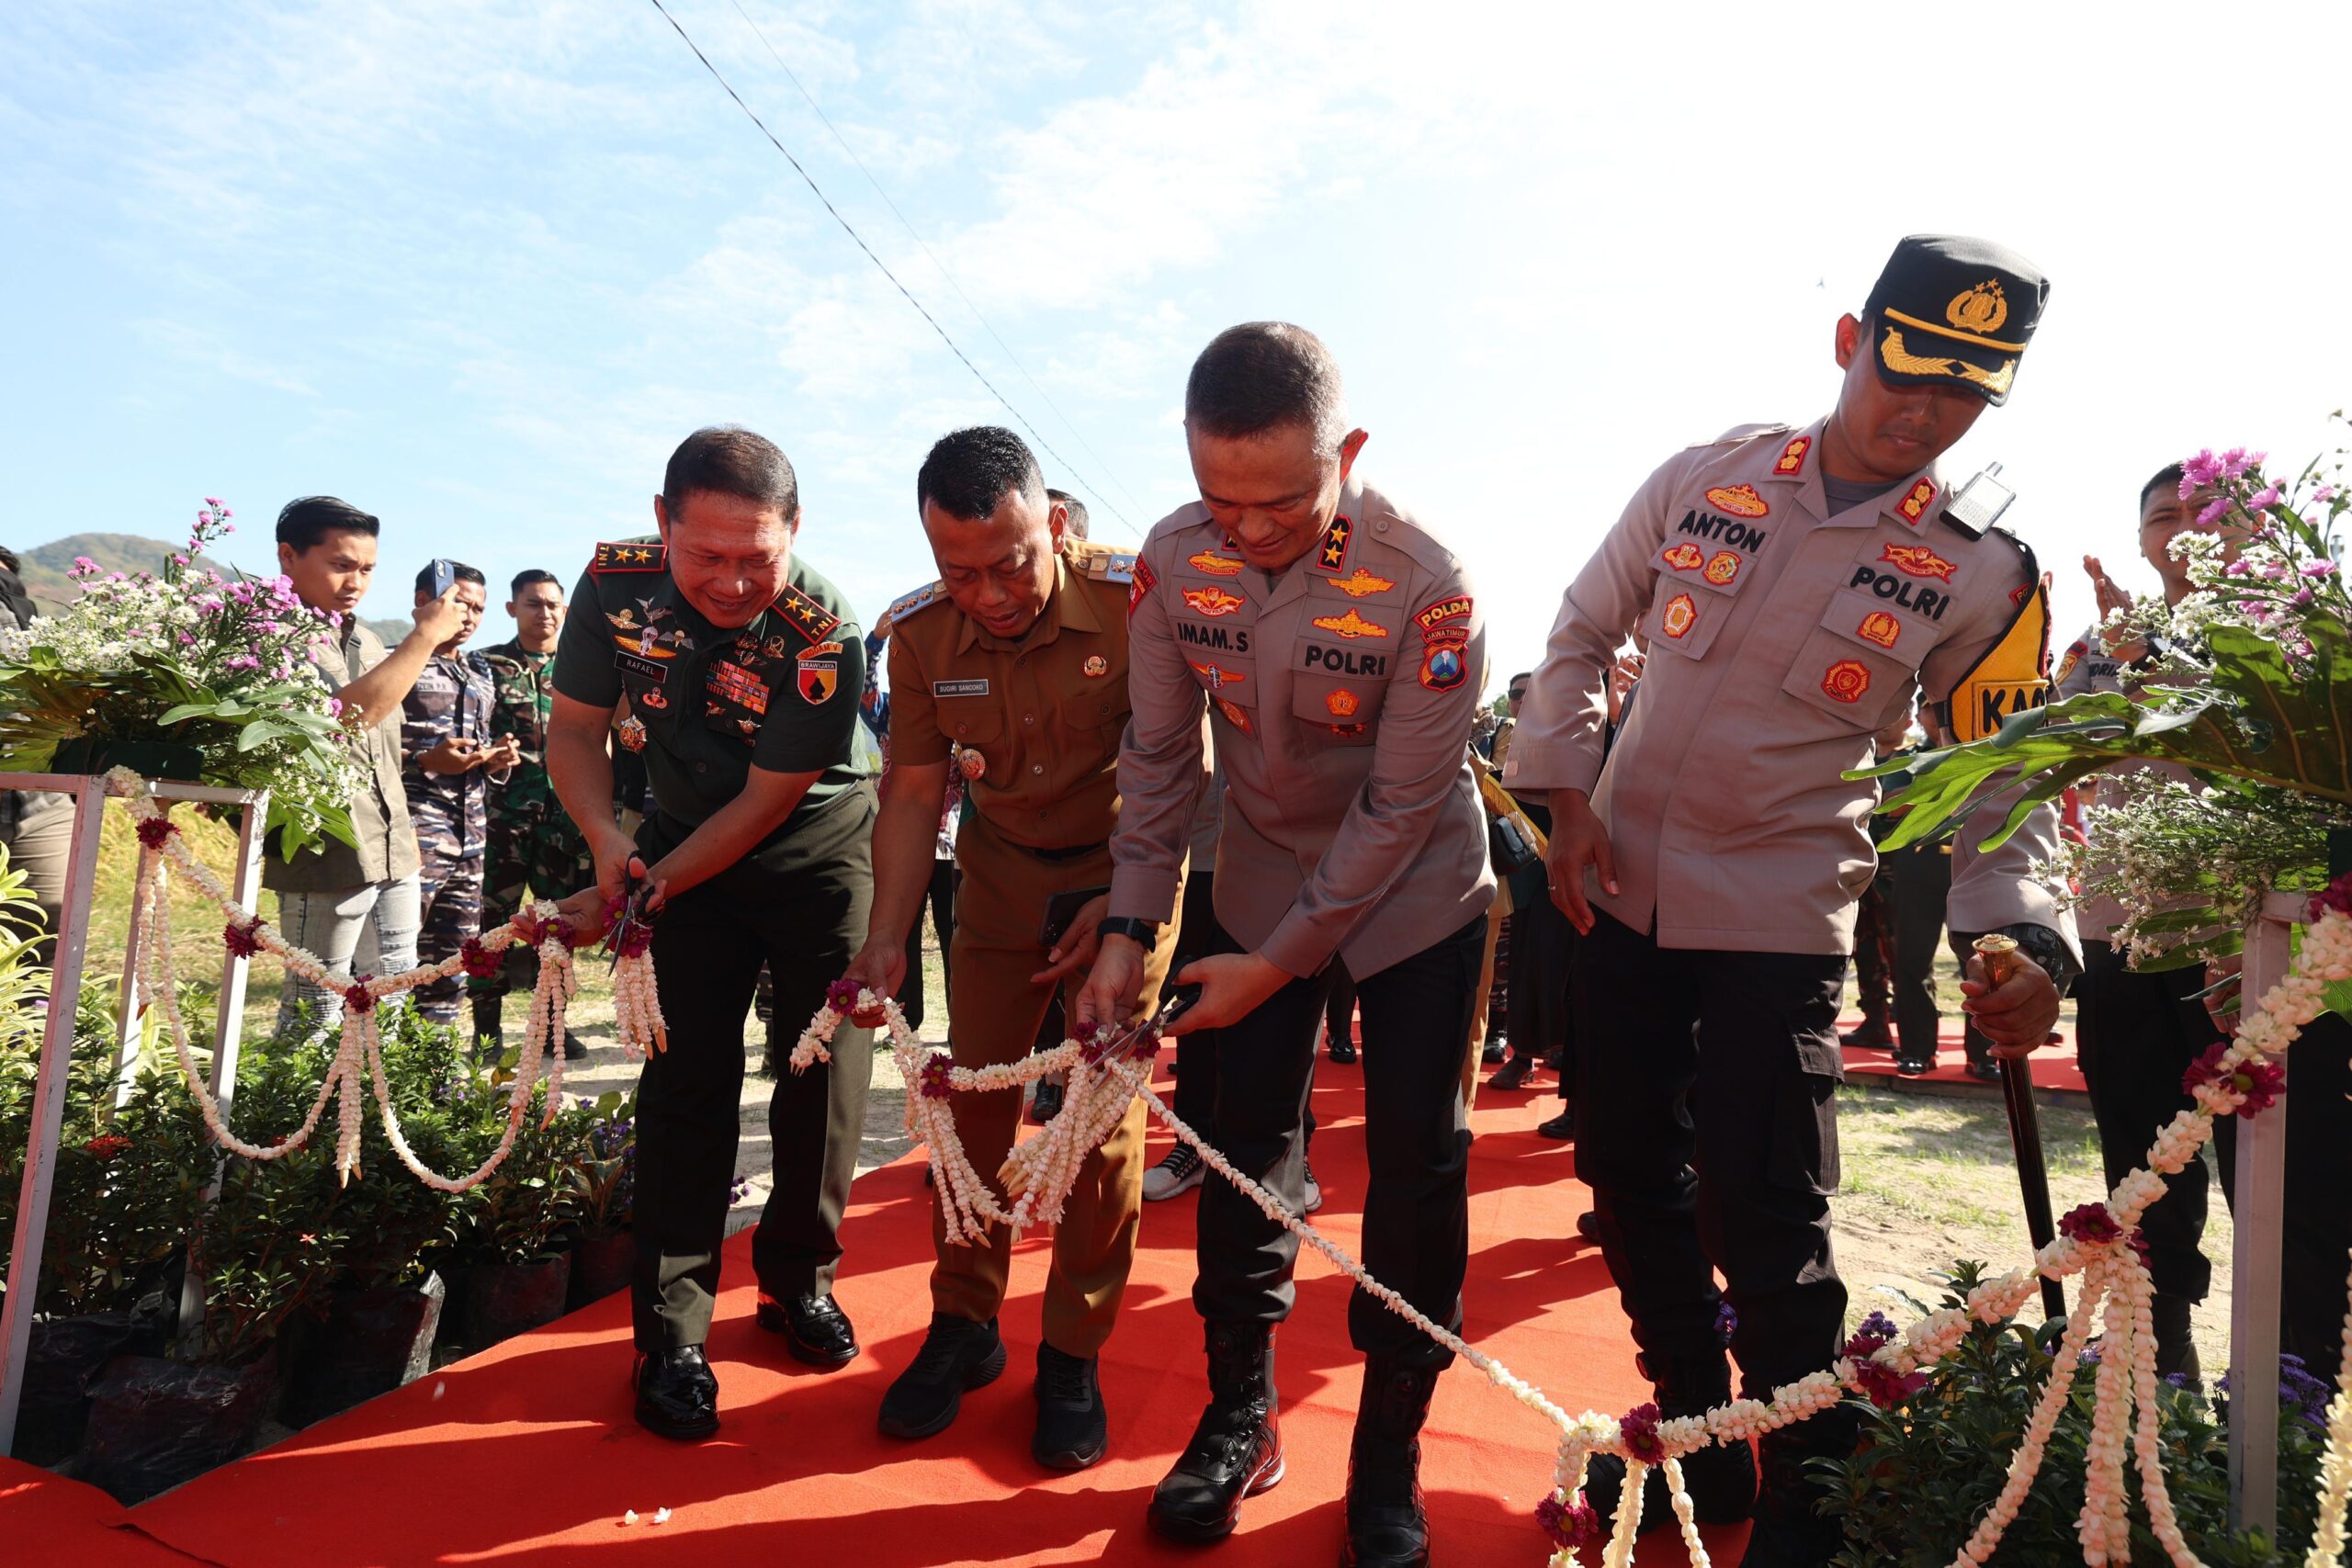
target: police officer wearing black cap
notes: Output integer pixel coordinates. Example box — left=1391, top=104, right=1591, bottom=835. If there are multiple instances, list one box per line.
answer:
left=1508, top=236, right=2080, bottom=1564
left=546, top=424, right=876, bottom=1439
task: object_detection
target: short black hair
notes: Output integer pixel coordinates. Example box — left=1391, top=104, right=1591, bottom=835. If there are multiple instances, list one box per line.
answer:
left=1046, top=487, right=1090, bottom=541
left=510, top=569, right=560, bottom=599
left=1508, top=671, right=1532, bottom=689
left=2141, top=463, right=2188, bottom=513
left=413, top=560, right=487, bottom=594
left=277, top=496, right=380, bottom=553
left=662, top=425, right=799, bottom=523
left=1185, top=322, right=1346, bottom=453
left=918, top=426, right=1045, bottom=523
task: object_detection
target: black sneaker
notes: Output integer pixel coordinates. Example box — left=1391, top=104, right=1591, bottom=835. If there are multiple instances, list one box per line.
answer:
left=1033, top=1342, right=1108, bottom=1470
left=878, top=1314, right=1007, bottom=1439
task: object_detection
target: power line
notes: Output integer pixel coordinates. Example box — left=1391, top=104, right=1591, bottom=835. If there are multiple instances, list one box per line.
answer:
left=644, top=0, right=1140, bottom=539
left=723, top=0, right=1150, bottom=525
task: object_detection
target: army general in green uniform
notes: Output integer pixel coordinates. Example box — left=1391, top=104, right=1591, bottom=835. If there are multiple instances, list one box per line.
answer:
left=548, top=425, right=876, bottom=1440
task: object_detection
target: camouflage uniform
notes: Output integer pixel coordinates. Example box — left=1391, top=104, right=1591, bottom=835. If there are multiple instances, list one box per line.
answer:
left=467, top=638, right=596, bottom=1002
left=399, top=652, right=494, bottom=1022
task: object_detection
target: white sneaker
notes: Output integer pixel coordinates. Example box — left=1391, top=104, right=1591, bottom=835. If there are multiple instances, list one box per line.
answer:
left=1142, top=1144, right=1205, bottom=1201
left=1302, top=1161, right=1324, bottom=1215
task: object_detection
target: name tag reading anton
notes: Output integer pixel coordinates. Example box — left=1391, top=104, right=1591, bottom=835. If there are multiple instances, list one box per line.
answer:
left=933, top=679, right=990, bottom=697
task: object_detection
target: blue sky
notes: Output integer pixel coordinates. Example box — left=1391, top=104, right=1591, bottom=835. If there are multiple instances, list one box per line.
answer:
left=6, top=1, right=2351, bottom=692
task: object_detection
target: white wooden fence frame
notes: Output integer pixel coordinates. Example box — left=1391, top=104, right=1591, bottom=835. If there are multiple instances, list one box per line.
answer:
left=2227, top=890, right=2300, bottom=1536
left=0, top=773, right=266, bottom=1458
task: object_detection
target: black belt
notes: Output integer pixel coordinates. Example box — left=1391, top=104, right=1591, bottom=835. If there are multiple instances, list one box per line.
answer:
left=1015, top=839, right=1108, bottom=863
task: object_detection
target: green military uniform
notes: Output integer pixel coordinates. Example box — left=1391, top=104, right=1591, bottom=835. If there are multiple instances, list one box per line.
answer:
left=466, top=638, right=596, bottom=1008
left=553, top=539, right=876, bottom=1353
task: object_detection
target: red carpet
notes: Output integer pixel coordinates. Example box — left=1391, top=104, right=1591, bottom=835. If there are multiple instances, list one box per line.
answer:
left=1837, top=1016, right=2088, bottom=1097
left=82, top=1055, right=1745, bottom=1567
left=0, top=1456, right=198, bottom=1564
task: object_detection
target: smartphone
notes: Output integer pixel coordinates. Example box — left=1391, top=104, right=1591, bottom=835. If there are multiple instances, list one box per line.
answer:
left=427, top=558, right=458, bottom=598
left=1039, top=885, right=1111, bottom=949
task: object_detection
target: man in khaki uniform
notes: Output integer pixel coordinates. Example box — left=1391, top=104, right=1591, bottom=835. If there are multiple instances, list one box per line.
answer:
left=843, top=426, right=1178, bottom=1472
left=1508, top=236, right=2078, bottom=1565
left=1080, top=322, right=1492, bottom=1568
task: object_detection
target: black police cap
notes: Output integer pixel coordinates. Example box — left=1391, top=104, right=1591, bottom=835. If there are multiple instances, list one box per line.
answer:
left=1861, top=235, right=2050, bottom=407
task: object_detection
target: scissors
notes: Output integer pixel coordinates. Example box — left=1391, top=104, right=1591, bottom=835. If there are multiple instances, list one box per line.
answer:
left=1090, top=982, right=1204, bottom=1065
left=603, top=866, right=656, bottom=973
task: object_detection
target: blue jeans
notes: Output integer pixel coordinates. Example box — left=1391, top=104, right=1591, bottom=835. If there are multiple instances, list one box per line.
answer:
left=274, top=874, right=423, bottom=1037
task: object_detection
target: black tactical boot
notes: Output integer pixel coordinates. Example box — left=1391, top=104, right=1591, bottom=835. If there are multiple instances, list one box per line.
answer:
left=1584, top=1354, right=1756, bottom=1538
left=1341, top=1356, right=1440, bottom=1568
left=1148, top=1321, right=1284, bottom=1543
left=1737, top=1404, right=1856, bottom=1567
left=2152, top=1292, right=2201, bottom=1385
left=469, top=993, right=502, bottom=1055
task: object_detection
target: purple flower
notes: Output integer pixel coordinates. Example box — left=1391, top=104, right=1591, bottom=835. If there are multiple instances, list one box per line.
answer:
left=1714, top=1301, right=1739, bottom=1343
left=2249, top=484, right=2283, bottom=510
left=2182, top=450, right=2222, bottom=494
left=1536, top=1495, right=1604, bottom=1551
left=2199, top=495, right=2233, bottom=525
left=2295, top=588, right=2316, bottom=606
left=70, top=555, right=97, bottom=576
left=2301, top=561, right=2337, bottom=578
left=2221, top=447, right=2266, bottom=479
left=1618, top=1403, right=1666, bottom=1465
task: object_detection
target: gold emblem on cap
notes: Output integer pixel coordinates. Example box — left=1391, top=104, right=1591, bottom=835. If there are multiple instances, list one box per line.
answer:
left=1881, top=328, right=2017, bottom=395
left=1946, top=280, right=2008, bottom=335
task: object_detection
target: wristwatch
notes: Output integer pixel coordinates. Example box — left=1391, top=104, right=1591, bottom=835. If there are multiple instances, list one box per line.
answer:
left=1096, top=916, right=1159, bottom=946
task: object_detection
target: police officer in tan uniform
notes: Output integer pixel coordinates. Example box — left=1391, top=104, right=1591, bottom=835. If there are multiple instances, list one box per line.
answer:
left=842, top=426, right=1180, bottom=1471
left=1080, top=322, right=1493, bottom=1568
left=1508, top=237, right=2078, bottom=1565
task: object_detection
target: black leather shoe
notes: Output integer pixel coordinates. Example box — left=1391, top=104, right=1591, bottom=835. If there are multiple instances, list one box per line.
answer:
left=1737, top=1412, right=1853, bottom=1566
left=757, top=1291, right=859, bottom=1368
left=1328, top=1034, right=1358, bottom=1065
left=1894, top=1054, right=1933, bottom=1077
left=632, top=1346, right=719, bottom=1439
left=1489, top=1055, right=1536, bottom=1091
left=878, top=1314, right=1006, bottom=1439
left=1029, top=1079, right=1065, bottom=1124
left=1481, top=1038, right=1507, bottom=1066
left=1964, top=1058, right=2004, bottom=1083
left=1536, top=1109, right=1575, bottom=1141
left=1149, top=1321, right=1283, bottom=1543
left=1034, top=1342, right=1108, bottom=1470
left=1587, top=1356, right=1755, bottom=1539
left=1839, top=1021, right=1894, bottom=1049
left=1341, top=1357, right=1440, bottom=1568
left=562, top=1030, right=588, bottom=1061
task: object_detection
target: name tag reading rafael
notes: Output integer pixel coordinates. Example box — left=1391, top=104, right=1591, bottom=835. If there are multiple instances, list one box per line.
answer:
left=615, top=649, right=669, bottom=684
left=933, top=679, right=990, bottom=697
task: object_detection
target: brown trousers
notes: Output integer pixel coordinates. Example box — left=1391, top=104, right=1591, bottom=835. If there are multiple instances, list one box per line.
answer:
left=931, top=814, right=1180, bottom=1357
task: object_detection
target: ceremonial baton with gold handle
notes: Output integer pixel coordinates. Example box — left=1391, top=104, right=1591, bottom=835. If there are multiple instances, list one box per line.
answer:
left=1975, top=935, right=2066, bottom=1320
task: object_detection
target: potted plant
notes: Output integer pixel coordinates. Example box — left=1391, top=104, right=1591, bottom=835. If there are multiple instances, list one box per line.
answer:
left=0, top=501, right=360, bottom=860
left=560, top=1090, right=636, bottom=1309
left=1819, top=1261, right=2325, bottom=1564
left=277, top=1011, right=464, bottom=1427
left=80, top=1134, right=345, bottom=1502
left=444, top=1049, right=584, bottom=1348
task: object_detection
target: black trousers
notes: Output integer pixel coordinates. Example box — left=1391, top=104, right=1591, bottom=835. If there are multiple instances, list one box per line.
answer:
left=1194, top=914, right=1485, bottom=1367
left=631, top=784, right=876, bottom=1352
left=1574, top=911, right=1848, bottom=1394
left=1168, top=872, right=1224, bottom=1134
left=2075, top=940, right=2224, bottom=1304
left=1851, top=871, right=1894, bottom=1027
left=1505, top=803, right=1577, bottom=1077
left=897, top=860, right=958, bottom=1032
left=1887, top=842, right=1951, bottom=1063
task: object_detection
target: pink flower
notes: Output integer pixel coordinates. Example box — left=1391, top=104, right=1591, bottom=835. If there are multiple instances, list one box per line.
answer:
left=2317, top=486, right=2338, bottom=503
left=2060, top=1202, right=2122, bottom=1246
left=2221, top=447, right=2266, bottom=479
left=2199, top=496, right=2233, bottom=525
left=70, top=556, right=97, bottom=576
left=2181, top=450, right=2223, bottom=494
left=2249, top=484, right=2283, bottom=510
left=2301, top=561, right=2337, bottom=578
left=204, top=497, right=222, bottom=508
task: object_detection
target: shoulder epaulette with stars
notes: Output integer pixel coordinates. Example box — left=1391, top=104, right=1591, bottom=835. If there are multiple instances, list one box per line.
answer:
left=1315, top=516, right=1353, bottom=573
left=775, top=581, right=843, bottom=644
left=591, top=541, right=665, bottom=572
left=886, top=581, right=947, bottom=626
